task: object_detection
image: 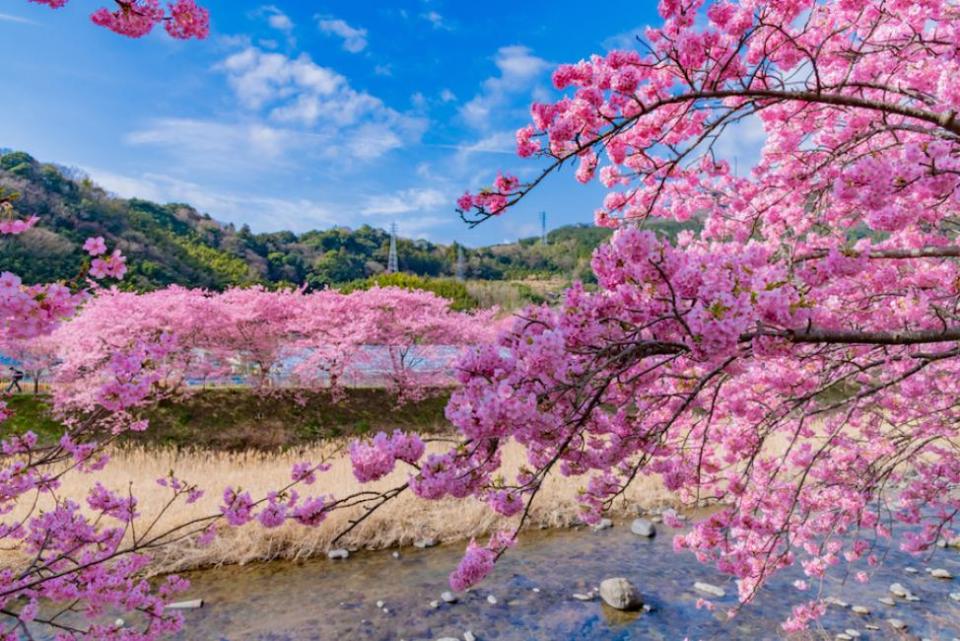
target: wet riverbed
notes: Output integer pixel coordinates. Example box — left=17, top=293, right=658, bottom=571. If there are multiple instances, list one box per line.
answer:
left=172, top=521, right=960, bottom=641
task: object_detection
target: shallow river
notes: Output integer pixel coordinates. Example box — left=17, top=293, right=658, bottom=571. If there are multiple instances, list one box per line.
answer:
left=172, top=521, right=960, bottom=641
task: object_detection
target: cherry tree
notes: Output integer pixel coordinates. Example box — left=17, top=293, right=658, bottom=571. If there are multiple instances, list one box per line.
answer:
left=27, top=0, right=209, bottom=39
left=436, top=0, right=960, bottom=629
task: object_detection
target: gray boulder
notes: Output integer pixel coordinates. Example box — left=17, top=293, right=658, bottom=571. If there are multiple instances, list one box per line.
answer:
left=630, top=518, right=656, bottom=537
left=599, top=577, right=642, bottom=611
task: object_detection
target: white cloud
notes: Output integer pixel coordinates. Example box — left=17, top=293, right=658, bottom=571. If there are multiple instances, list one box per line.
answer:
left=439, top=88, right=456, bottom=102
left=317, top=17, right=368, bottom=53
left=361, top=188, right=448, bottom=216
left=259, top=5, right=294, bottom=32
left=126, top=118, right=301, bottom=165
left=420, top=11, right=451, bottom=30
left=710, top=114, right=767, bottom=175
left=84, top=169, right=338, bottom=232
left=461, top=46, right=549, bottom=130
left=374, top=64, right=393, bottom=76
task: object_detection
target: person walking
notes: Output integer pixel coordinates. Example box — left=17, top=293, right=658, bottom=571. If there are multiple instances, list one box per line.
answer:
left=5, top=368, right=24, bottom=394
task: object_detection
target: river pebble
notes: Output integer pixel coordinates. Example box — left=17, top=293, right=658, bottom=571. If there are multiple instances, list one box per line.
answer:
left=888, top=618, right=907, bottom=630
left=464, top=632, right=477, bottom=641
left=593, top=518, right=613, bottom=531
left=844, top=630, right=861, bottom=638
left=414, top=538, right=438, bottom=549
left=630, top=518, right=656, bottom=537
left=904, top=567, right=919, bottom=574
left=599, top=577, right=643, bottom=610
left=327, top=549, right=349, bottom=560
left=835, top=634, right=852, bottom=641
left=950, top=592, right=960, bottom=602
left=572, top=592, right=595, bottom=601
left=889, top=583, right=910, bottom=598
left=486, top=595, right=498, bottom=605
left=693, top=582, right=726, bottom=598
left=930, top=568, right=953, bottom=579
left=441, top=591, right=458, bottom=604
left=878, top=597, right=896, bottom=606
left=851, top=605, right=870, bottom=615
left=826, top=597, right=849, bottom=608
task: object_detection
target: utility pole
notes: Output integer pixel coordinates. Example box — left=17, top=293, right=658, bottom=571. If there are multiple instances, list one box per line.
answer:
left=455, top=243, right=466, bottom=281
left=540, top=211, right=547, bottom=246
left=387, top=223, right=399, bottom=273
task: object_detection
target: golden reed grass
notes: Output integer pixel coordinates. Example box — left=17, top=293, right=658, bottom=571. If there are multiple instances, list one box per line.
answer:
left=6, top=441, right=676, bottom=575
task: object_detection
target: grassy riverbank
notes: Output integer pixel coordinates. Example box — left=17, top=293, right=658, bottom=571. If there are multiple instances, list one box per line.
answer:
left=3, top=389, right=676, bottom=574
left=5, top=389, right=451, bottom=449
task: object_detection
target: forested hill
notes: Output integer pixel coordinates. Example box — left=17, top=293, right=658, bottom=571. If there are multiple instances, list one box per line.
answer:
left=0, top=150, right=695, bottom=291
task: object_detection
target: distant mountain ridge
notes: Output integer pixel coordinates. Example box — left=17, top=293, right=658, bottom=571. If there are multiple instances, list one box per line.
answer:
left=0, top=150, right=695, bottom=291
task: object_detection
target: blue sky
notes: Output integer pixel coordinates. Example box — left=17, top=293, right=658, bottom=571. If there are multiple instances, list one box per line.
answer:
left=0, top=1, right=669, bottom=246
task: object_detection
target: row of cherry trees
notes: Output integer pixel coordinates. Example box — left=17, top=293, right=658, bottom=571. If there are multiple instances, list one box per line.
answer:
left=36, top=285, right=498, bottom=410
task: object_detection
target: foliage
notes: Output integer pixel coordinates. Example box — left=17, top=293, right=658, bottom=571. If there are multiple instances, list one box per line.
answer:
left=340, top=273, right=480, bottom=311
left=0, top=152, right=627, bottom=296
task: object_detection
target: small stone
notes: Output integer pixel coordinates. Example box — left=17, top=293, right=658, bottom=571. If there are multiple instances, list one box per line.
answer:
left=531, top=587, right=541, bottom=593
left=641, top=603, right=653, bottom=613
left=382, top=608, right=390, bottom=614
left=904, top=567, right=919, bottom=574
left=429, top=600, right=439, bottom=609
left=593, top=518, right=613, bottom=531
left=376, top=600, right=385, bottom=608
left=844, top=630, right=861, bottom=638
left=440, top=591, right=458, bottom=604
left=938, top=539, right=948, bottom=548
left=878, top=597, right=896, bottom=606
left=392, top=551, right=400, bottom=559
left=835, top=634, right=852, bottom=641
left=950, top=592, right=960, bottom=602
left=887, top=618, right=907, bottom=631
left=889, top=583, right=909, bottom=598
left=414, top=538, right=438, bottom=549
left=436, top=638, right=459, bottom=641
left=851, top=605, right=870, bottom=615
left=931, top=568, right=954, bottom=579
left=630, top=518, right=656, bottom=537
left=905, top=595, right=920, bottom=602
left=599, top=577, right=643, bottom=611
left=826, top=597, right=849, bottom=608
left=651, top=516, right=663, bottom=523
left=114, top=619, right=125, bottom=628
left=486, top=595, right=497, bottom=605
left=693, top=582, right=726, bottom=598
left=865, top=625, right=880, bottom=631
left=464, top=633, right=477, bottom=641
left=327, top=549, right=349, bottom=560
left=572, top=592, right=595, bottom=601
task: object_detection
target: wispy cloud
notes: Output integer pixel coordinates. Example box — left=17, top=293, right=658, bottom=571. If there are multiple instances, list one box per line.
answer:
left=316, top=16, right=368, bottom=53
left=461, top=46, right=549, bottom=130
left=0, top=12, right=38, bottom=25
left=258, top=5, right=294, bottom=33
left=361, top=187, right=448, bottom=216
left=84, top=169, right=338, bottom=232
left=420, top=11, right=452, bottom=30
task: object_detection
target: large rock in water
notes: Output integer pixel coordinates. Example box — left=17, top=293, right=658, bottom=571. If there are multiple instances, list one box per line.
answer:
left=630, top=518, right=656, bottom=537
left=599, top=578, right=642, bottom=611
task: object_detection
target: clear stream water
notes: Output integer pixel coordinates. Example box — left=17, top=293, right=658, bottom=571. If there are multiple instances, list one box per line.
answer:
left=170, top=521, right=960, bottom=641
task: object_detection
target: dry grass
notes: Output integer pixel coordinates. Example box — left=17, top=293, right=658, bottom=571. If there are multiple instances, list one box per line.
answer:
left=6, top=442, right=675, bottom=575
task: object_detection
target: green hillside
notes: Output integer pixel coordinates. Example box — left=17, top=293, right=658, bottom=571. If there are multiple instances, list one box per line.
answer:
left=0, top=150, right=698, bottom=294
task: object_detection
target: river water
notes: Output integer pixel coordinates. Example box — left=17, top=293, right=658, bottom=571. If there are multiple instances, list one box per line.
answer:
left=172, top=521, right=960, bottom=641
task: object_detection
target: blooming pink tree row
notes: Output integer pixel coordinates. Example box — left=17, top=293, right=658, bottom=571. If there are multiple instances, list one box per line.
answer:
left=46, top=285, right=498, bottom=409
left=440, top=0, right=960, bottom=630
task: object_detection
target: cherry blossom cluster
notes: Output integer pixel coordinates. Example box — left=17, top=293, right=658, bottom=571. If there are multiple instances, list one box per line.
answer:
left=443, top=0, right=960, bottom=629
left=28, top=0, right=209, bottom=39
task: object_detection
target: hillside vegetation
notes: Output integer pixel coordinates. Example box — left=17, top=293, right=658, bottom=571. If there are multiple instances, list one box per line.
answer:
left=0, top=150, right=698, bottom=297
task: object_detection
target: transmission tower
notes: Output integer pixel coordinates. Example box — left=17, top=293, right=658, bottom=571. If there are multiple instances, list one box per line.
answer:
left=387, top=223, right=399, bottom=273
left=540, top=211, right=548, bottom=245
left=455, top=243, right=466, bottom=281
